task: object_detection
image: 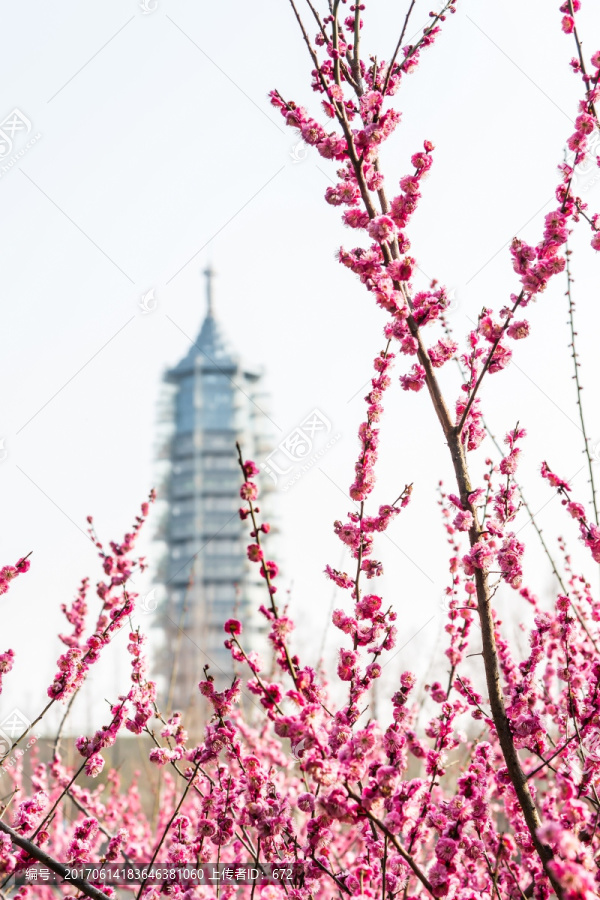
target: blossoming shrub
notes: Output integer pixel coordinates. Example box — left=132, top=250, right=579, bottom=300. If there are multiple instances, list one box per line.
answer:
left=2, top=2, right=600, bottom=898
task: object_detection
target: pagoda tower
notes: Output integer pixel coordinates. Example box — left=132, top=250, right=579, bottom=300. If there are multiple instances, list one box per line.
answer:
left=159, top=268, right=273, bottom=716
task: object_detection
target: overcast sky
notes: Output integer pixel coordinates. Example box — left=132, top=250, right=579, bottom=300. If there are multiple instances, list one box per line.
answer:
left=1, top=0, right=600, bottom=735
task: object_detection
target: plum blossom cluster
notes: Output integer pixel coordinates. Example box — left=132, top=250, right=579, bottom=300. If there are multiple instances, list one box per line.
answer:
left=271, top=7, right=461, bottom=397
left=2, top=4, right=600, bottom=900
left=541, top=460, right=600, bottom=563
left=74, top=630, right=158, bottom=780
left=47, top=494, right=155, bottom=702
left=210, top=441, right=600, bottom=898
left=0, top=649, right=14, bottom=695
left=439, top=426, right=527, bottom=592
left=349, top=350, right=396, bottom=501
left=0, top=556, right=30, bottom=597
left=558, top=1, right=600, bottom=256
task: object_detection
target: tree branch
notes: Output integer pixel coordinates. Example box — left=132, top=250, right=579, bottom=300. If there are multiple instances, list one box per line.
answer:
left=0, top=819, right=111, bottom=900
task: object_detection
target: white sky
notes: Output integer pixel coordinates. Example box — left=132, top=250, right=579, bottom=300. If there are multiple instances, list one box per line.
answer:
left=1, top=0, right=600, bottom=735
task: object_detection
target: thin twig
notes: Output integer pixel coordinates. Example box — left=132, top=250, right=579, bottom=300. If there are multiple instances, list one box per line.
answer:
left=345, top=787, right=434, bottom=895
left=457, top=292, right=524, bottom=433
left=381, top=0, right=417, bottom=97
left=135, top=760, right=201, bottom=898
left=565, top=244, right=598, bottom=524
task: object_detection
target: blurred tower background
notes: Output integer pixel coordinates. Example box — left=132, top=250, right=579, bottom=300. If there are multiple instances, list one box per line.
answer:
left=156, top=267, right=273, bottom=720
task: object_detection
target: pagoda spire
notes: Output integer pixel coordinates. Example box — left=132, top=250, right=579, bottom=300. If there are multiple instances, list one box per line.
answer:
left=203, top=265, right=216, bottom=317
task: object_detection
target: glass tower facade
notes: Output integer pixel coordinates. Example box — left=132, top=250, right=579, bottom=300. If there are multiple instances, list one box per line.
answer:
left=159, top=269, right=272, bottom=715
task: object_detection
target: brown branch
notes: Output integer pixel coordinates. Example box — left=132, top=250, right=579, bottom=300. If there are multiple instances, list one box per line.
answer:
left=345, top=787, right=434, bottom=896
left=381, top=0, right=417, bottom=97
left=568, top=0, right=599, bottom=126
left=457, top=292, right=524, bottom=434
left=135, top=760, right=201, bottom=899
left=52, top=691, right=79, bottom=760
left=284, top=3, right=566, bottom=894
left=286, top=0, right=380, bottom=220
left=32, top=761, right=86, bottom=841
left=459, top=383, right=599, bottom=653
left=0, top=818, right=111, bottom=900
left=350, top=0, right=363, bottom=91
left=236, top=443, right=298, bottom=686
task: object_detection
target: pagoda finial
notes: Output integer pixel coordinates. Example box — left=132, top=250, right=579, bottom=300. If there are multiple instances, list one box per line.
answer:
left=203, top=265, right=216, bottom=317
